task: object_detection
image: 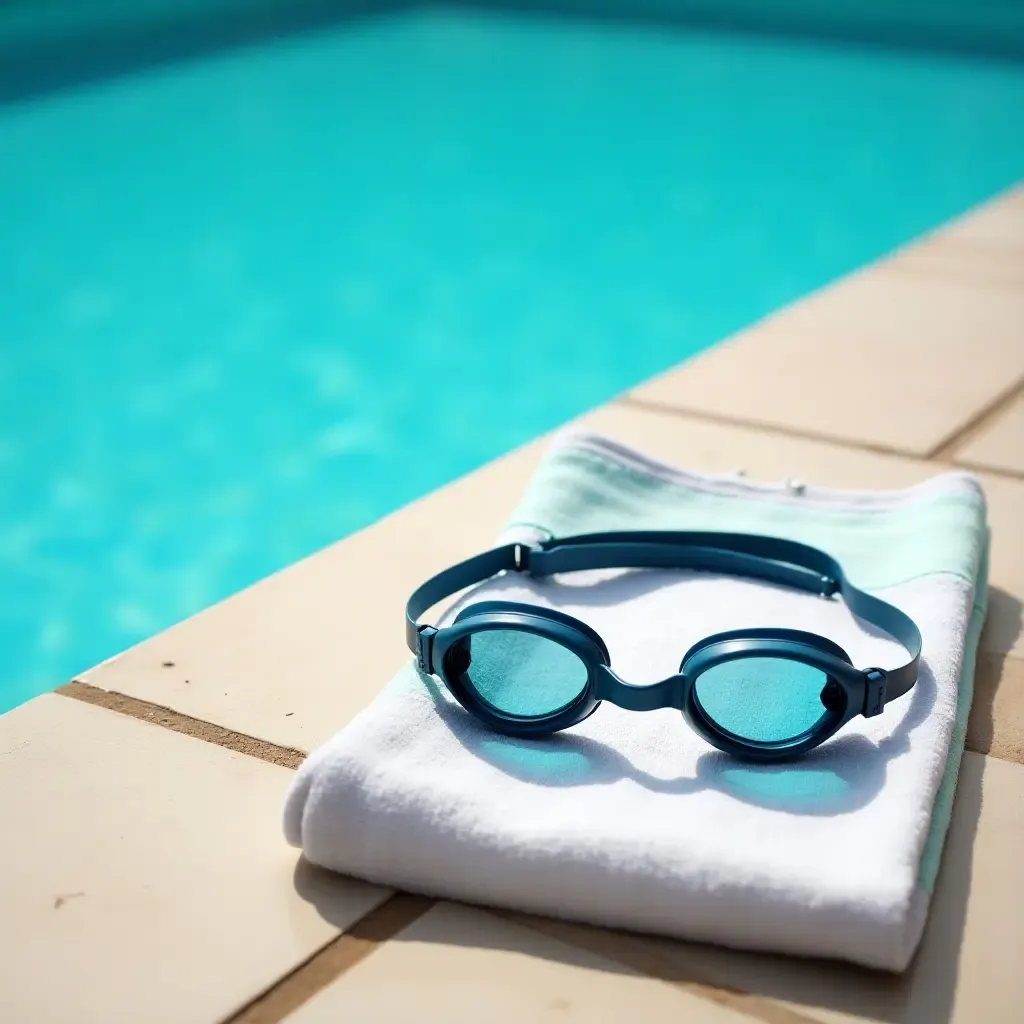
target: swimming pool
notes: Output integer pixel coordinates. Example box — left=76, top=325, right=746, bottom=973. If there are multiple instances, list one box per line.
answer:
left=2, top=6, right=1023, bottom=713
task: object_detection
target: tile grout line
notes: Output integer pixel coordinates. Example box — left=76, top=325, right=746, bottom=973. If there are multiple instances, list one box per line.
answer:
left=227, top=892, right=814, bottom=1024
left=53, top=684, right=448, bottom=1023
left=954, top=454, right=1024, bottom=479
left=926, top=373, right=1024, bottom=462
left=617, top=394, right=1024, bottom=483
left=56, top=681, right=307, bottom=769
left=224, top=893, right=436, bottom=1024
left=618, top=396, right=936, bottom=462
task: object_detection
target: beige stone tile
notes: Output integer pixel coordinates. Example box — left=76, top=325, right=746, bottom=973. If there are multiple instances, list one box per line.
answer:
left=630, top=259, right=1024, bottom=457
left=954, top=394, right=1024, bottom=477
left=0, top=695, right=387, bottom=1024
left=511, top=751, right=1024, bottom=1024
left=284, top=902, right=751, bottom=1024
left=968, top=653, right=1024, bottom=765
left=81, top=403, right=1024, bottom=755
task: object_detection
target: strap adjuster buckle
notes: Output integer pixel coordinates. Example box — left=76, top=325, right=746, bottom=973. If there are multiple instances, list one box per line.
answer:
left=416, top=625, right=438, bottom=674
left=863, top=668, right=887, bottom=717
left=512, top=543, right=533, bottom=572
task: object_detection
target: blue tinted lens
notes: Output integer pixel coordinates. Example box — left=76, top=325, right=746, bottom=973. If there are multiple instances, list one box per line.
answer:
left=693, top=656, right=831, bottom=743
left=450, top=629, right=589, bottom=719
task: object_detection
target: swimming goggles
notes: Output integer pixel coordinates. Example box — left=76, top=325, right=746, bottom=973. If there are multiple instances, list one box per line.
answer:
left=406, top=531, right=921, bottom=762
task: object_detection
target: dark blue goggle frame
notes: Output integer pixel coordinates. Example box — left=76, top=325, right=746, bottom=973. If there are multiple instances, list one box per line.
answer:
left=406, top=531, right=921, bottom=762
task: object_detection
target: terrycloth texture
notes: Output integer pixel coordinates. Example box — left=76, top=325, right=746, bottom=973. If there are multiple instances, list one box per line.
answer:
left=285, top=432, right=989, bottom=971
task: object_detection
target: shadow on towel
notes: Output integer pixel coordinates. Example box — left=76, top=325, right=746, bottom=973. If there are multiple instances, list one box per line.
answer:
left=415, top=652, right=937, bottom=817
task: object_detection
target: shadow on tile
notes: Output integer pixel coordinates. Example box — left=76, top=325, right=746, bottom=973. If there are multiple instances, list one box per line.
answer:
left=981, top=586, right=1023, bottom=656
left=969, top=587, right=1024, bottom=762
left=291, top=857, right=394, bottom=932
left=967, top=655, right=1024, bottom=765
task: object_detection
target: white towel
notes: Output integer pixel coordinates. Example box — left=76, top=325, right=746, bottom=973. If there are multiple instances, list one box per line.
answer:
left=285, top=432, right=988, bottom=971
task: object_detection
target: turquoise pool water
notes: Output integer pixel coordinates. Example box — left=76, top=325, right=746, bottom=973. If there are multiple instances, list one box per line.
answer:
left=2, top=8, right=1023, bottom=712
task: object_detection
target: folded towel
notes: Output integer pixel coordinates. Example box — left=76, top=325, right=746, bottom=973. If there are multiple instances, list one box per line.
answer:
left=285, top=432, right=988, bottom=971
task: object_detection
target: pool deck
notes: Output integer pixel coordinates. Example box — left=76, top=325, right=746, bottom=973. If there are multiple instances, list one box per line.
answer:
left=2, top=185, right=1023, bottom=1023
